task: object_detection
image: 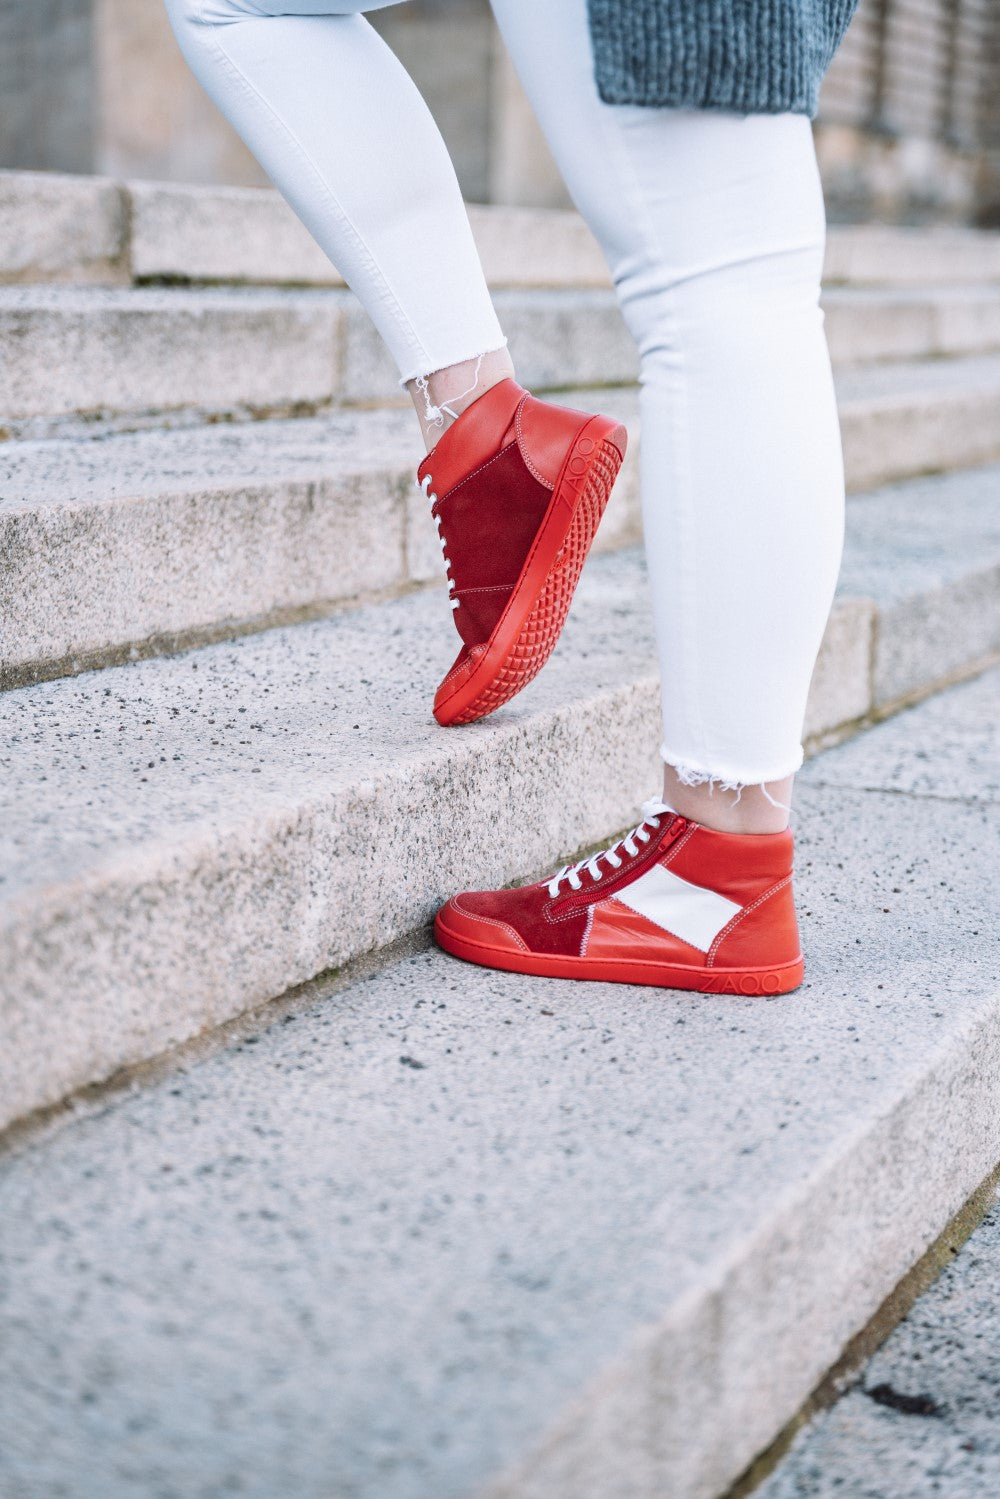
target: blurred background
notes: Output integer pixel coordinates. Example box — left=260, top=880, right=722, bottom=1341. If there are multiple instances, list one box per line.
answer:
left=3, top=0, right=999, bottom=224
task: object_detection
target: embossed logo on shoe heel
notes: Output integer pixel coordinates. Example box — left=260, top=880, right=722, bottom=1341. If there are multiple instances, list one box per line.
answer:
left=703, top=972, right=786, bottom=995
left=560, top=435, right=597, bottom=504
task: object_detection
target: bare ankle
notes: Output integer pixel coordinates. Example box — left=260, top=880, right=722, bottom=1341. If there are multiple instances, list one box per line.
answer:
left=407, top=347, right=516, bottom=450
left=662, top=765, right=793, bottom=835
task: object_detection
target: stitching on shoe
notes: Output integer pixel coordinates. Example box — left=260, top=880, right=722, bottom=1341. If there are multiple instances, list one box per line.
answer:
left=439, top=644, right=486, bottom=690
left=545, top=820, right=684, bottom=923
left=454, top=584, right=516, bottom=596
left=706, top=876, right=793, bottom=966
left=545, top=902, right=590, bottom=927
left=515, top=396, right=558, bottom=490
left=451, top=432, right=613, bottom=666
left=661, top=824, right=698, bottom=866
left=432, top=441, right=519, bottom=512
left=450, top=896, right=529, bottom=951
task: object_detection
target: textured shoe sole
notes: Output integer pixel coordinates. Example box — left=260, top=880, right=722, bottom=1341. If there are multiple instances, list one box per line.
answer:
left=434, top=908, right=805, bottom=996
left=433, top=415, right=626, bottom=727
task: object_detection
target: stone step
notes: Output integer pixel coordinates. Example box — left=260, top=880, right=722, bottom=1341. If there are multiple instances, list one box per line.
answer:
left=822, top=223, right=1000, bottom=287
left=757, top=1189, right=1000, bottom=1499
left=0, top=170, right=611, bottom=291
left=823, top=285, right=1000, bottom=367
left=837, top=353, right=1000, bottom=492
left=2, top=282, right=999, bottom=431
left=130, top=180, right=614, bottom=292
left=0, top=668, right=997, bottom=1499
left=5, top=362, right=1000, bottom=690
left=0, top=391, right=641, bottom=690
left=4, top=168, right=1000, bottom=290
left=341, top=285, right=1000, bottom=405
left=2, top=469, right=998, bottom=1133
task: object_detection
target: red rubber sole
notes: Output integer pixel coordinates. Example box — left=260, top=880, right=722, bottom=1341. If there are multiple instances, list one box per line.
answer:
left=434, top=908, right=805, bottom=995
left=433, top=415, right=627, bottom=727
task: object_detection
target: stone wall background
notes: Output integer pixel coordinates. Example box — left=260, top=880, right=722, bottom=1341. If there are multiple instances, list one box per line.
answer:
left=1, top=0, right=998, bottom=222
left=817, top=0, right=1000, bottom=222
left=1, top=0, right=95, bottom=176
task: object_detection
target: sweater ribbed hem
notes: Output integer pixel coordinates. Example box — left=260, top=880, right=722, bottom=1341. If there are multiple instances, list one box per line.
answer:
left=587, top=0, right=859, bottom=118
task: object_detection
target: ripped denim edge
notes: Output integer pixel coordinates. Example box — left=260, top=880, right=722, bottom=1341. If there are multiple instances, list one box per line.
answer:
left=396, top=337, right=510, bottom=392
left=660, top=744, right=804, bottom=810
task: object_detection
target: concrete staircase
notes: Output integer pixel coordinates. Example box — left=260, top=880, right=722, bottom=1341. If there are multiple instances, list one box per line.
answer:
left=1, top=167, right=999, bottom=1499
left=1, top=670, right=998, bottom=1499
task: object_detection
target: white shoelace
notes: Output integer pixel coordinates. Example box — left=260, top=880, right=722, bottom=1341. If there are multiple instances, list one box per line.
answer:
left=419, top=473, right=459, bottom=611
left=546, top=799, right=675, bottom=898
left=414, top=353, right=484, bottom=430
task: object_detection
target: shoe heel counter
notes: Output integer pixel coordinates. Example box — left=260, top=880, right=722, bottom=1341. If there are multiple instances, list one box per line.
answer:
left=709, top=878, right=801, bottom=970
left=515, top=397, right=587, bottom=487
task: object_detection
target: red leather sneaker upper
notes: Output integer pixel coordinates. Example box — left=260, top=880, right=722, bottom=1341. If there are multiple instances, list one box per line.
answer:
left=451, top=884, right=591, bottom=958
left=417, top=378, right=525, bottom=498
left=453, top=809, right=684, bottom=955
left=443, top=809, right=801, bottom=972
left=434, top=443, right=553, bottom=650
left=416, top=380, right=611, bottom=654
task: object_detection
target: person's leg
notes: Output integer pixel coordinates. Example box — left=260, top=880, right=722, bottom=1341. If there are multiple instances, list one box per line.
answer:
left=164, top=0, right=630, bottom=724
left=489, top=0, right=844, bottom=834
left=164, top=0, right=513, bottom=446
left=434, top=1, right=843, bottom=992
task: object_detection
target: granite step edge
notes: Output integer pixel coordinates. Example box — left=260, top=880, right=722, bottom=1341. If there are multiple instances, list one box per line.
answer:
left=2, top=518, right=998, bottom=1132
left=480, top=977, right=1000, bottom=1499
left=5, top=373, right=1000, bottom=688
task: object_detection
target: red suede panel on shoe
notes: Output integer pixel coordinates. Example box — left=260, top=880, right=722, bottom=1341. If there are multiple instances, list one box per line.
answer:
left=454, top=885, right=589, bottom=957
left=451, top=586, right=512, bottom=649
left=434, top=442, right=554, bottom=647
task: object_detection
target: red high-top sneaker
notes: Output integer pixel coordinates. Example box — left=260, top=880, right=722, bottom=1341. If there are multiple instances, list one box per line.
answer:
left=417, top=379, right=626, bottom=726
left=434, top=801, right=805, bottom=994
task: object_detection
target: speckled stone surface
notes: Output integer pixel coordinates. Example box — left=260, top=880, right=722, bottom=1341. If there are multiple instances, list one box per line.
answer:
left=0, top=671, right=997, bottom=1499
left=757, top=1195, right=1000, bottom=1498
left=6, top=167, right=1000, bottom=291
left=339, top=289, right=640, bottom=404
left=0, top=548, right=661, bottom=1127
left=822, top=226, right=1000, bottom=287
left=835, top=353, right=1000, bottom=491
left=2, top=285, right=638, bottom=428
left=0, top=170, right=126, bottom=287
left=5, top=284, right=1000, bottom=431
left=822, top=286, right=1000, bottom=368
left=128, top=178, right=611, bottom=291
left=0, top=409, right=417, bottom=673
left=122, top=183, right=1000, bottom=296
left=128, top=178, right=347, bottom=287
left=0, top=389, right=641, bottom=679
left=802, top=596, right=874, bottom=740
left=1, top=475, right=998, bottom=1123
left=4, top=393, right=997, bottom=686
left=0, top=285, right=344, bottom=422
left=316, top=287, right=1000, bottom=409
left=802, top=666, right=1000, bottom=803
left=835, top=464, right=1000, bottom=705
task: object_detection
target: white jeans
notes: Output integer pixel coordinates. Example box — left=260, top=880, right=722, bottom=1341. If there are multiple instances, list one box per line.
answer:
left=165, top=0, right=845, bottom=789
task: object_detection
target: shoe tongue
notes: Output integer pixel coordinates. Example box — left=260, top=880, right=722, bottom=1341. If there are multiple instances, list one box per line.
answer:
left=417, top=378, right=526, bottom=498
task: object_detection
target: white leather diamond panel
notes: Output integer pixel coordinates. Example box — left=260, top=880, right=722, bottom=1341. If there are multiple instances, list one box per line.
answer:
left=610, top=863, right=742, bottom=952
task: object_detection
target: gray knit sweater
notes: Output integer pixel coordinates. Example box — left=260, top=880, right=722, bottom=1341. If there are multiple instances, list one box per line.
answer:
left=587, top=0, right=860, bottom=117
